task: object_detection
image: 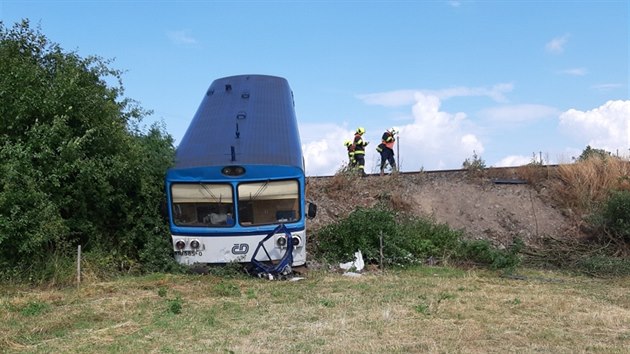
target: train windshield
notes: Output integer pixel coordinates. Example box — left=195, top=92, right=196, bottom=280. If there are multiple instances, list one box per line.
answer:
left=171, top=183, right=234, bottom=227
left=237, top=180, right=300, bottom=226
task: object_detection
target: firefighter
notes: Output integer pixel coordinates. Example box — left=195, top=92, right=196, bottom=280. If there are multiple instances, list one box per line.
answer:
left=376, top=127, right=397, bottom=176
left=344, top=140, right=356, bottom=168
left=352, top=127, right=369, bottom=176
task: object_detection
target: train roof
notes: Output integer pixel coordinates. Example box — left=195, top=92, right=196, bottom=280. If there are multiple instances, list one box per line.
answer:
left=173, top=75, right=303, bottom=170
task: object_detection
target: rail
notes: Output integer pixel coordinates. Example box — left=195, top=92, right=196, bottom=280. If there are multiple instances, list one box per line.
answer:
left=307, top=164, right=560, bottom=179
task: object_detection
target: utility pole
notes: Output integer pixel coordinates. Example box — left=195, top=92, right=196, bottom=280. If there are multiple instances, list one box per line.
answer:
left=396, top=134, right=400, bottom=172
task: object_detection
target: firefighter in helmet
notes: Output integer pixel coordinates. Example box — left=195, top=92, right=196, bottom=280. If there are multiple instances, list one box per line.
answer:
left=344, top=140, right=356, bottom=168
left=352, top=127, right=369, bottom=176
left=376, top=127, right=397, bottom=176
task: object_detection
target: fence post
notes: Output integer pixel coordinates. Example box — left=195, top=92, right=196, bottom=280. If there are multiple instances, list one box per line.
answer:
left=379, top=231, right=384, bottom=272
left=77, top=245, right=81, bottom=289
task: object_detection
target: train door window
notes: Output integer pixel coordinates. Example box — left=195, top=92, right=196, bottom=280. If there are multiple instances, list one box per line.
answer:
left=237, top=180, right=300, bottom=226
left=171, top=183, right=234, bottom=227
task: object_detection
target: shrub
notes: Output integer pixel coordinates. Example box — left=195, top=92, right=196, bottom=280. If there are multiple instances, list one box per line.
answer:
left=574, top=255, right=630, bottom=277
left=462, top=150, right=487, bottom=172
left=575, top=145, right=612, bottom=162
left=396, top=218, right=462, bottom=260
left=0, top=21, right=176, bottom=282
left=314, top=205, right=397, bottom=263
left=313, top=205, right=521, bottom=270
left=455, top=238, right=523, bottom=270
left=587, top=190, right=630, bottom=255
left=600, top=190, right=630, bottom=242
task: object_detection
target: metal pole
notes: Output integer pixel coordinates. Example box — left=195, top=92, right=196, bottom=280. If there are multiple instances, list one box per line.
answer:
left=396, top=134, right=400, bottom=172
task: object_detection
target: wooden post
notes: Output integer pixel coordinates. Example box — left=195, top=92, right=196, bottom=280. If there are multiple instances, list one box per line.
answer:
left=77, top=245, right=81, bottom=289
left=379, top=231, right=384, bottom=272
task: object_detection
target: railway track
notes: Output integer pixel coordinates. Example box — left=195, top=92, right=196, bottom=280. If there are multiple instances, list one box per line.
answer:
left=307, top=164, right=559, bottom=179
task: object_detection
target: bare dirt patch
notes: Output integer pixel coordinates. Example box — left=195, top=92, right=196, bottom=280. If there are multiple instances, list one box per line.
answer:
left=306, top=170, right=575, bottom=249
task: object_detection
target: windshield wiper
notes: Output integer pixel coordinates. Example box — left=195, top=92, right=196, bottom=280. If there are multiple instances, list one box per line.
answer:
left=250, top=180, right=269, bottom=201
left=200, top=183, right=220, bottom=202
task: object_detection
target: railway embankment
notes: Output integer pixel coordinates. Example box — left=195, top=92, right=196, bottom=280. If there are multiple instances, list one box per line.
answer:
left=306, top=167, right=575, bottom=250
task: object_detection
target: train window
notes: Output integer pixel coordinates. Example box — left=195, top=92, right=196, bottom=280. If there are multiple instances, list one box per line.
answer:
left=237, top=180, right=300, bottom=226
left=171, top=183, right=234, bottom=227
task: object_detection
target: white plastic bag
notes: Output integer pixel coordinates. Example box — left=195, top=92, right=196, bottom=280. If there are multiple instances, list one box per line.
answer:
left=339, top=250, right=365, bottom=272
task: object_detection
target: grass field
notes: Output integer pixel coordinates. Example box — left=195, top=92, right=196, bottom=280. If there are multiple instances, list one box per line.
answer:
left=1, top=267, right=629, bottom=353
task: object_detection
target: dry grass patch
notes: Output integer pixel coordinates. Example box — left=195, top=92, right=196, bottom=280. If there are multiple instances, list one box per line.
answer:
left=1, top=268, right=630, bottom=353
left=552, top=158, right=630, bottom=214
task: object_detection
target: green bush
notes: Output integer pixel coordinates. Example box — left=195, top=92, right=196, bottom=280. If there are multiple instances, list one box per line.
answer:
left=462, top=150, right=487, bottom=172
left=314, top=205, right=397, bottom=263
left=393, top=217, right=462, bottom=264
left=455, top=238, right=523, bottom=270
left=574, top=255, right=630, bottom=277
left=313, top=205, right=521, bottom=270
left=600, top=190, right=630, bottom=242
left=0, top=21, right=176, bottom=282
left=576, top=145, right=612, bottom=162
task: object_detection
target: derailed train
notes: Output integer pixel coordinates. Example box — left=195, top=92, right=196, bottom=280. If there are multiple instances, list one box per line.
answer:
left=165, top=75, right=315, bottom=268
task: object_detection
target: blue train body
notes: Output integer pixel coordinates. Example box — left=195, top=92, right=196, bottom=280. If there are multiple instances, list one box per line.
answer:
left=165, top=75, right=311, bottom=266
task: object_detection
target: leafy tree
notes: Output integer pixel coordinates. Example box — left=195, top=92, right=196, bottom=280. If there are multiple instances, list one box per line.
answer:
left=575, top=145, right=611, bottom=162
left=0, top=20, right=176, bottom=280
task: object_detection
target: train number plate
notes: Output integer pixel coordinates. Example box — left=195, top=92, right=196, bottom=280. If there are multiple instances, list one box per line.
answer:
left=174, top=250, right=202, bottom=256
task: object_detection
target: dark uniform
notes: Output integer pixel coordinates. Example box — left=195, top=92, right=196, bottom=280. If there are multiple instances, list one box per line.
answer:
left=376, top=128, right=397, bottom=176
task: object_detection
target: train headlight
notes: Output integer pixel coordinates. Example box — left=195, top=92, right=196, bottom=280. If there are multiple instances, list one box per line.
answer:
left=190, top=239, right=200, bottom=249
left=221, top=166, right=245, bottom=176
left=292, top=235, right=302, bottom=247
left=276, top=236, right=287, bottom=247
left=175, top=239, right=186, bottom=250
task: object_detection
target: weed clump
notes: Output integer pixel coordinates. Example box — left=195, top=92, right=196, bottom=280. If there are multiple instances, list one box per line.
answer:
left=167, top=296, right=183, bottom=314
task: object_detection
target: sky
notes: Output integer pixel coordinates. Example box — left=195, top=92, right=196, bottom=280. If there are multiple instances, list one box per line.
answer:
left=2, top=0, right=629, bottom=176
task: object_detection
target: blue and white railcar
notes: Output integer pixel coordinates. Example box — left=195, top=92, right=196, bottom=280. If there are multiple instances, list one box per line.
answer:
left=165, top=75, right=313, bottom=266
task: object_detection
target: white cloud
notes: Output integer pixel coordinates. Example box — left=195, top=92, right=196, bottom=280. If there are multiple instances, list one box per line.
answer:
left=560, top=68, right=587, bottom=76
left=546, top=34, right=570, bottom=54
left=592, top=83, right=624, bottom=92
left=356, top=90, right=416, bottom=107
left=559, top=100, right=630, bottom=154
left=399, top=92, right=483, bottom=170
left=300, top=123, right=354, bottom=176
left=479, top=104, right=559, bottom=123
left=356, top=83, right=514, bottom=107
left=301, top=90, right=487, bottom=175
left=494, top=155, right=532, bottom=167
left=167, top=30, right=198, bottom=45
left=302, top=88, right=629, bottom=176
left=430, top=83, right=514, bottom=102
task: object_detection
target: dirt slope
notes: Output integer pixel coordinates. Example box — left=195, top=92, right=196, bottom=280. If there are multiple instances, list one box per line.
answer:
left=306, top=170, right=574, bottom=249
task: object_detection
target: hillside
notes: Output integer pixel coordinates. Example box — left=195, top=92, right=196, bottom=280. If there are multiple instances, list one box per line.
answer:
left=306, top=169, right=575, bottom=250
